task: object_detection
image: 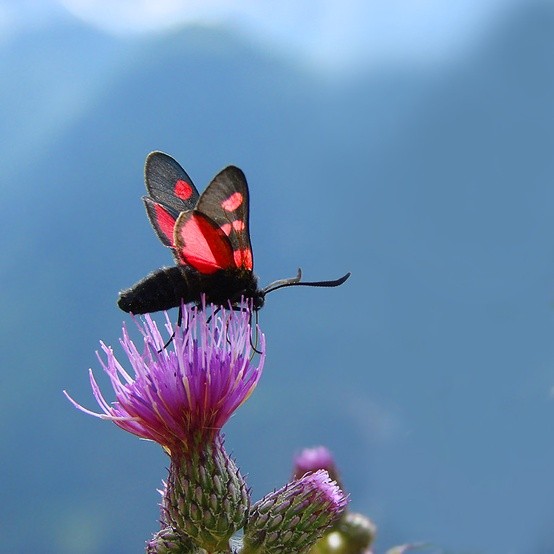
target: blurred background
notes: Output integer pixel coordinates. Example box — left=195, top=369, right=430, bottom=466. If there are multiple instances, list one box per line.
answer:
left=1, top=0, right=554, bottom=552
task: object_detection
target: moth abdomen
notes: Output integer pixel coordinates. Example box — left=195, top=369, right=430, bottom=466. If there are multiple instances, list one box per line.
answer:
left=118, top=266, right=194, bottom=314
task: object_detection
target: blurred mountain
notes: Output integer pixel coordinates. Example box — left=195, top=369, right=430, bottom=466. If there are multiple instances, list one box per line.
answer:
left=1, top=2, right=553, bottom=552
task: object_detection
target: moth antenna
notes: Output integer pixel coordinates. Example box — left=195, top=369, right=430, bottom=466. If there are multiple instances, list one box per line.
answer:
left=262, top=268, right=302, bottom=294
left=263, top=270, right=351, bottom=295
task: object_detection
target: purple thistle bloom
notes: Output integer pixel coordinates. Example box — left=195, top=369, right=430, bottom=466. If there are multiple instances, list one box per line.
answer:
left=65, top=300, right=265, bottom=452
left=294, top=469, right=348, bottom=514
left=294, top=446, right=341, bottom=485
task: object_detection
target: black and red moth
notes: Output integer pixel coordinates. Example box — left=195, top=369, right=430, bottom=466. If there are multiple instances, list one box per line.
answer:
left=117, top=152, right=350, bottom=315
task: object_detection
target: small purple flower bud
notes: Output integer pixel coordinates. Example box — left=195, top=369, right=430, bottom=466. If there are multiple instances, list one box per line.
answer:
left=65, top=300, right=265, bottom=454
left=293, top=446, right=342, bottom=487
left=243, top=470, right=348, bottom=554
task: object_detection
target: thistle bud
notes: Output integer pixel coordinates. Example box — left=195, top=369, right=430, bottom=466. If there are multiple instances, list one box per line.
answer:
left=243, top=470, right=348, bottom=553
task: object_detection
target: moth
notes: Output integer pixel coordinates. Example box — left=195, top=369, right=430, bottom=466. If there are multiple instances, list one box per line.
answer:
left=118, top=152, right=350, bottom=315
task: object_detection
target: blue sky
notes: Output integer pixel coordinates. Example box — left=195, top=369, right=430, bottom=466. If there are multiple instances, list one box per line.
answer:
left=1, top=0, right=527, bottom=68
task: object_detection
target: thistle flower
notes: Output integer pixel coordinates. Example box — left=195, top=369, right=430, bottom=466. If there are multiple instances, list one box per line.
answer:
left=66, top=300, right=263, bottom=551
left=65, top=300, right=265, bottom=453
left=243, top=469, right=348, bottom=554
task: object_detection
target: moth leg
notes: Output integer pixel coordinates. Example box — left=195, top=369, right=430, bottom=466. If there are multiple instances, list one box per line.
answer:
left=177, top=304, right=183, bottom=327
left=158, top=304, right=183, bottom=352
left=250, top=310, right=263, bottom=356
left=206, top=305, right=222, bottom=325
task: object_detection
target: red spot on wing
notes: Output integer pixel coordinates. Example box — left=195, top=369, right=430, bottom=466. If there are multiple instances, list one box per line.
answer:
left=234, top=248, right=253, bottom=270
left=174, top=179, right=194, bottom=200
left=154, top=204, right=177, bottom=246
left=177, top=214, right=235, bottom=274
left=221, top=192, right=243, bottom=212
left=220, top=220, right=245, bottom=236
